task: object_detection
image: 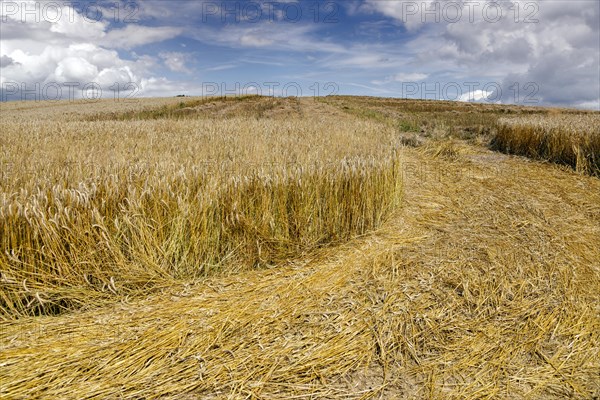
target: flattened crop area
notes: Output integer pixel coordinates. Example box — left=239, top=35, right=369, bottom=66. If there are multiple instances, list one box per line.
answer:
left=1, top=97, right=599, bottom=399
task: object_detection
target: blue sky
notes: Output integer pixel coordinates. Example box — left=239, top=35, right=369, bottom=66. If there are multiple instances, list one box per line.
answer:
left=1, top=0, right=599, bottom=108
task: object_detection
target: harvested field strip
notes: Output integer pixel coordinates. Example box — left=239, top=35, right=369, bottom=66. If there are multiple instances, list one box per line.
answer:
left=323, top=97, right=600, bottom=176
left=320, top=96, right=504, bottom=147
left=2, top=126, right=599, bottom=398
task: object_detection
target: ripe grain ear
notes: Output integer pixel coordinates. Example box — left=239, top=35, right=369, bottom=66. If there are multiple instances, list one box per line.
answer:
left=0, top=97, right=402, bottom=317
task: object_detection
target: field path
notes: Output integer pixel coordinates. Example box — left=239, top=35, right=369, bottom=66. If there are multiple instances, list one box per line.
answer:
left=1, top=100, right=599, bottom=399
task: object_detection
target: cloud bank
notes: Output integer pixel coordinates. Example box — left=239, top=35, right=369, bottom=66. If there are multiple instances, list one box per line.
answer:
left=0, top=0, right=598, bottom=108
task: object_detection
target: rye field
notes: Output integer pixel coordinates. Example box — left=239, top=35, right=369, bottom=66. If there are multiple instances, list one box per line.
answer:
left=1, top=96, right=599, bottom=399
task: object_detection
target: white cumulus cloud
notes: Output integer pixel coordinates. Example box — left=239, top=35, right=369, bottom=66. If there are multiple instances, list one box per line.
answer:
left=365, top=0, right=600, bottom=107
left=0, top=1, right=189, bottom=100
left=159, top=52, right=192, bottom=74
